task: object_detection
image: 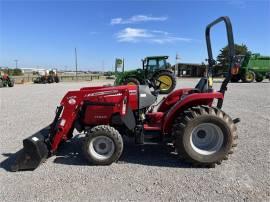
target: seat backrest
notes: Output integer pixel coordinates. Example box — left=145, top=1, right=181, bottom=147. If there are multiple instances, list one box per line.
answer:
left=195, top=77, right=208, bottom=93
left=138, top=85, right=157, bottom=109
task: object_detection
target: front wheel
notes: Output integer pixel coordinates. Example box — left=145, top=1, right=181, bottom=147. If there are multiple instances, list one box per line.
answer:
left=173, top=106, right=237, bottom=167
left=83, top=125, right=124, bottom=165
left=8, top=79, right=14, bottom=87
left=54, top=76, right=60, bottom=83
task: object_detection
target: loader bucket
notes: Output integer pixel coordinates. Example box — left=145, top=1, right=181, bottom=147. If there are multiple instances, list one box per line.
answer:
left=11, top=127, right=50, bottom=171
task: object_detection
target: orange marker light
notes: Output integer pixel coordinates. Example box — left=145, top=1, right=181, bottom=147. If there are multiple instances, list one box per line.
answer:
left=231, top=63, right=240, bottom=75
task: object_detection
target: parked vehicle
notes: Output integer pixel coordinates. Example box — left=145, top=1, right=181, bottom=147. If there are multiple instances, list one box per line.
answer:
left=231, top=53, right=270, bottom=82
left=33, top=69, right=60, bottom=84
left=0, top=71, right=14, bottom=88
left=115, top=56, right=176, bottom=94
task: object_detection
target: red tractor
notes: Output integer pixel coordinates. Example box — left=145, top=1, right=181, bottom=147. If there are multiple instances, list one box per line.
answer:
left=12, top=16, right=240, bottom=171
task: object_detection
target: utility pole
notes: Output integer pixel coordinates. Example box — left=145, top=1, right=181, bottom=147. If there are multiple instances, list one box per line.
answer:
left=175, top=53, right=180, bottom=76
left=102, top=60, right=104, bottom=72
left=74, top=48, right=78, bottom=80
left=14, top=59, right=18, bottom=69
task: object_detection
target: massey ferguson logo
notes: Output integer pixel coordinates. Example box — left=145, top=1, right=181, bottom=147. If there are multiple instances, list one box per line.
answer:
left=94, top=115, right=108, bottom=119
left=85, top=90, right=119, bottom=97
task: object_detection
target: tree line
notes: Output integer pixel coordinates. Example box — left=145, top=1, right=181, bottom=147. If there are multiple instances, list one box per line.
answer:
left=0, top=68, right=23, bottom=76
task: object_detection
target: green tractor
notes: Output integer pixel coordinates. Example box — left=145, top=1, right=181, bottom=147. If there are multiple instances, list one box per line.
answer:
left=115, top=56, right=176, bottom=94
left=231, top=53, right=270, bottom=82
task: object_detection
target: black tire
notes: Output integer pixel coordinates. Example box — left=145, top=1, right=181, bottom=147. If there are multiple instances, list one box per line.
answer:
left=230, top=75, right=241, bottom=82
left=154, top=71, right=176, bottom=94
left=243, top=71, right=255, bottom=83
left=34, top=77, right=40, bottom=84
left=255, top=73, right=263, bottom=82
left=172, top=106, right=237, bottom=167
left=8, top=79, right=14, bottom=87
left=54, top=76, right=60, bottom=83
left=83, top=125, right=124, bottom=165
left=40, top=77, right=46, bottom=84
left=123, top=77, right=140, bottom=85
left=47, top=76, right=54, bottom=83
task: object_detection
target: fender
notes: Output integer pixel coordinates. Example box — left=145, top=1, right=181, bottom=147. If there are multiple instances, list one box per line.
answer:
left=162, top=92, right=224, bottom=134
left=152, top=69, right=175, bottom=78
left=123, top=75, right=143, bottom=83
left=158, top=88, right=193, bottom=112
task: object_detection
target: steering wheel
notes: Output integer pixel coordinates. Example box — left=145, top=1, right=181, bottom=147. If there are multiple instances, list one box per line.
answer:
left=146, top=79, right=160, bottom=96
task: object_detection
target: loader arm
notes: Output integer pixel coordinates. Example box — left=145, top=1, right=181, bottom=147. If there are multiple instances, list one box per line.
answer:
left=50, top=91, right=84, bottom=152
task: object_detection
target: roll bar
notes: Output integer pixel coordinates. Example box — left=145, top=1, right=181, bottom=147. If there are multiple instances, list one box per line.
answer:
left=205, top=16, right=236, bottom=108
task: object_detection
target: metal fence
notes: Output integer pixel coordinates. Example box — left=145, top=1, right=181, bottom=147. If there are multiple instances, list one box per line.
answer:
left=12, top=74, right=111, bottom=84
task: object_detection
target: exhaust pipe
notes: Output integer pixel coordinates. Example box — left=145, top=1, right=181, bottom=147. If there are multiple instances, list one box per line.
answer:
left=11, top=127, right=50, bottom=172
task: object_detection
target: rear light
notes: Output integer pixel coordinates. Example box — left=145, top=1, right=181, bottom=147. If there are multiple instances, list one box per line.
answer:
left=231, top=63, right=240, bottom=75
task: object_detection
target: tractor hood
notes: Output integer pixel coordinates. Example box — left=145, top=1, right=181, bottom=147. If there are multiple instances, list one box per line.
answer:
left=115, top=69, right=144, bottom=85
left=122, top=69, right=142, bottom=75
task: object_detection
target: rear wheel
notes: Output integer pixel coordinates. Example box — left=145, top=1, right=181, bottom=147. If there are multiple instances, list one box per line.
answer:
left=255, top=73, right=263, bottom=82
left=173, top=106, right=237, bottom=167
left=83, top=125, right=123, bottom=165
left=154, top=71, right=176, bottom=94
left=123, top=77, right=140, bottom=85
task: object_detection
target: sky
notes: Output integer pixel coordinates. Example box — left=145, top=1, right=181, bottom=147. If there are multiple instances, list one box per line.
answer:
left=0, top=0, right=270, bottom=71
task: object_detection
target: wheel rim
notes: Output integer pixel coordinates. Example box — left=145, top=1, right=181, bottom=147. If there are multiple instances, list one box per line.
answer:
left=246, top=72, right=254, bottom=81
left=158, top=75, right=172, bottom=91
left=190, top=123, right=224, bottom=155
left=89, top=136, right=115, bottom=160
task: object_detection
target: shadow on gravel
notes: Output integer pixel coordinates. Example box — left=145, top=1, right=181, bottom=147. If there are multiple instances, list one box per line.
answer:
left=1, top=135, right=193, bottom=171
left=53, top=135, right=89, bottom=166
left=0, top=151, right=22, bottom=171
left=53, top=136, right=192, bottom=168
left=213, top=80, right=270, bottom=84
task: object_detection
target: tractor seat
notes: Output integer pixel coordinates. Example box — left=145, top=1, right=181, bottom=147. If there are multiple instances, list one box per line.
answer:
left=138, top=85, right=157, bottom=109
left=193, top=77, right=213, bottom=93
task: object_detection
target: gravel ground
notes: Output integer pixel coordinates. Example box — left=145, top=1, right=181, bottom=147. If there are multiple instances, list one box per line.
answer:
left=0, top=78, right=269, bottom=202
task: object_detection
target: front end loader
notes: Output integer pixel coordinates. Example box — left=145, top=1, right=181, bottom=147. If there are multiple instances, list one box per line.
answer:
left=11, top=16, right=240, bottom=171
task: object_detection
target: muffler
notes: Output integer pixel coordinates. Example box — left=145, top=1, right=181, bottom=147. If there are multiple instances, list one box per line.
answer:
left=11, top=127, right=50, bottom=172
